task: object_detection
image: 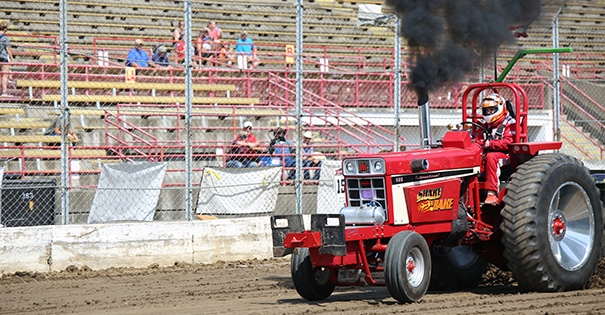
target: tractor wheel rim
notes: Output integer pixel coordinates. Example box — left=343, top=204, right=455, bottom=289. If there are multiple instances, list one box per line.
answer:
left=314, top=267, right=331, bottom=285
left=406, top=247, right=424, bottom=287
left=548, top=181, right=595, bottom=271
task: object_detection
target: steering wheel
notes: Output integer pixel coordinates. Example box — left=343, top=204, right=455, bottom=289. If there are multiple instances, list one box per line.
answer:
left=460, top=120, right=491, bottom=141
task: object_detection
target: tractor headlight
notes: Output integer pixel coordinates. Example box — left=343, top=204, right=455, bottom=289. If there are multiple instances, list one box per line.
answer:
left=345, top=162, right=354, bottom=174
left=374, top=160, right=383, bottom=172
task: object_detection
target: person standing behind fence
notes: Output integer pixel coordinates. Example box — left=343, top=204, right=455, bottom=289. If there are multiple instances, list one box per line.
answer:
left=235, top=31, right=258, bottom=69
left=0, top=21, right=14, bottom=97
left=226, top=121, right=259, bottom=168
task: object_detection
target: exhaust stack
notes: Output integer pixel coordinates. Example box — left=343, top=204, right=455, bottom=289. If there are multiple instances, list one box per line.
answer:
left=418, top=92, right=432, bottom=149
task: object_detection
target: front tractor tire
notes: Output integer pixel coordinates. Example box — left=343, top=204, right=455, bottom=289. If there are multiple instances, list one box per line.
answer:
left=291, top=247, right=335, bottom=301
left=384, top=231, right=431, bottom=303
left=501, top=153, right=603, bottom=292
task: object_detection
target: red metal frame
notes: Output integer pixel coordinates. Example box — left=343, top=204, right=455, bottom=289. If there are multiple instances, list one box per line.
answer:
left=462, top=82, right=529, bottom=144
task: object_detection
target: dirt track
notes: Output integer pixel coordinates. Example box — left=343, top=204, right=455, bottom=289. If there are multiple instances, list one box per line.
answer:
left=1, top=258, right=604, bottom=315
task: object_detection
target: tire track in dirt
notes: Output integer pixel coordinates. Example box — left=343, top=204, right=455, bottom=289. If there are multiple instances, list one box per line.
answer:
left=0, top=258, right=604, bottom=315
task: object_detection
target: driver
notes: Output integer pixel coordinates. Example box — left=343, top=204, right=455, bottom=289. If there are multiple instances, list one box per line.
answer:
left=476, top=93, right=516, bottom=204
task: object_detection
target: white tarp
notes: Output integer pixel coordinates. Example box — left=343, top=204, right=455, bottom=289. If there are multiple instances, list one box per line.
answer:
left=196, top=167, right=282, bottom=215
left=88, top=162, right=167, bottom=224
left=316, top=160, right=346, bottom=214
left=357, top=4, right=392, bottom=26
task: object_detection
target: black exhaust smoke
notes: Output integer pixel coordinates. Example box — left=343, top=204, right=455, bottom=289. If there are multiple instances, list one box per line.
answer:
left=386, top=0, right=541, bottom=148
left=386, top=0, right=542, bottom=98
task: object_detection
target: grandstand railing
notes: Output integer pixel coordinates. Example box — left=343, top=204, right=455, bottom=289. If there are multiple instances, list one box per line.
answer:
left=540, top=77, right=605, bottom=160
left=267, top=72, right=405, bottom=153
left=7, top=70, right=549, bottom=111
left=558, top=120, right=604, bottom=160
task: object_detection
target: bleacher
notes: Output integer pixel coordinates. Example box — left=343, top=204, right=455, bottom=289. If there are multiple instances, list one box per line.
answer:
left=0, top=0, right=604, bottom=185
left=3, top=0, right=394, bottom=70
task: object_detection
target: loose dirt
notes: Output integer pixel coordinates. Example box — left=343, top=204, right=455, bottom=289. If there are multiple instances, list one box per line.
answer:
left=1, top=258, right=604, bottom=315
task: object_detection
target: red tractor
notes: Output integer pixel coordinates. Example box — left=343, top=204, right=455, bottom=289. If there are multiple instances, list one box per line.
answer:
left=271, top=73, right=604, bottom=302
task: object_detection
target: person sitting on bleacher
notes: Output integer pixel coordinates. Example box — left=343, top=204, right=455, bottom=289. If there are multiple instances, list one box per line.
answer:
left=173, top=20, right=184, bottom=47
left=195, top=28, right=213, bottom=66
left=44, top=108, right=79, bottom=146
left=287, top=131, right=324, bottom=180
left=226, top=121, right=259, bottom=168
left=152, top=45, right=170, bottom=67
left=207, top=20, right=222, bottom=43
left=126, top=39, right=159, bottom=69
left=265, top=127, right=294, bottom=168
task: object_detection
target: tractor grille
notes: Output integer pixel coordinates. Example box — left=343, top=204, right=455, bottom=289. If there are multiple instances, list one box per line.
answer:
left=346, top=177, right=387, bottom=209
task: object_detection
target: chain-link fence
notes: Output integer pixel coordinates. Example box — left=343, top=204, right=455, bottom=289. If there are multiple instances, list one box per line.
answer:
left=0, top=0, right=603, bottom=226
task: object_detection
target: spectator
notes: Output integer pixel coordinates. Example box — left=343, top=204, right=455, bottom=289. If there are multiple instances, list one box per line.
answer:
left=44, top=108, right=79, bottom=145
left=215, top=35, right=233, bottom=66
left=235, top=31, right=258, bottom=69
left=265, top=127, right=294, bottom=168
left=195, top=28, right=213, bottom=66
left=207, top=20, right=222, bottom=42
left=226, top=121, right=259, bottom=168
left=288, top=131, right=324, bottom=180
left=173, top=20, right=184, bottom=47
left=474, top=93, right=516, bottom=204
left=0, top=21, right=14, bottom=97
left=126, top=39, right=159, bottom=69
left=175, top=39, right=195, bottom=64
left=151, top=45, right=170, bottom=67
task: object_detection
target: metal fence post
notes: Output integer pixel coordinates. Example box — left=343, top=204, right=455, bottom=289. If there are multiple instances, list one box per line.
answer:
left=184, top=0, right=193, bottom=220
left=394, top=17, right=402, bottom=151
left=553, top=5, right=565, bottom=142
left=295, top=0, right=303, bottom=215
left=59, top=0, right=69, bottom=224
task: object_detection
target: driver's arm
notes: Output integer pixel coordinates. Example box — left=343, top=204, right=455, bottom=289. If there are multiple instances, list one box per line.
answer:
left=485, top=124, right=514, bottom=151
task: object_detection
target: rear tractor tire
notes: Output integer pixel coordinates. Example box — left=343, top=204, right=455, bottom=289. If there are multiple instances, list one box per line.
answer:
left=501, top=153, right=603, bottom=292
left=384, top=231, right=431, bottom=303
left=291, top=247, right=335, bottom=301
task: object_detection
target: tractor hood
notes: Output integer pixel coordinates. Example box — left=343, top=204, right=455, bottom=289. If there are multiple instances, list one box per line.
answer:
left=348, top=131, right=483, bottom=176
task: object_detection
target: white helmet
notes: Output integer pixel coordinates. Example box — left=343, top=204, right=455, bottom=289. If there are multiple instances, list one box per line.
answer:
left=481, top=93, right=507, bottom=126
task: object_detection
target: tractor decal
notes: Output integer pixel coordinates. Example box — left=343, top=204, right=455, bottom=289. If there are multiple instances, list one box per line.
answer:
left=416, top=187, right=454, bottom=213
left=404, top=179, right=461, bottom=223
left=416, top=187, right=442, bottom=202
left=417, top=199, right=455, bottom=213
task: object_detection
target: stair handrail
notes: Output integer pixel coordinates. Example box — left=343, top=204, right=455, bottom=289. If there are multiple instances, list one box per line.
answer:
left=104, top=109, right=160, bottom=160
